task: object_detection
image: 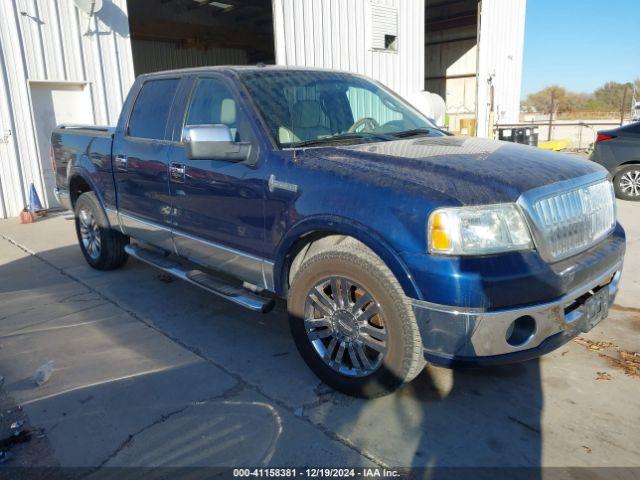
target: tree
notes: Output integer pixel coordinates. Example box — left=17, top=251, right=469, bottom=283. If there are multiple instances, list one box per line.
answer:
left=524, top=86, right=571, bottom=114
left=522, top=80, right=640, bottom=121
left=593, top=81, right=633, bottom=112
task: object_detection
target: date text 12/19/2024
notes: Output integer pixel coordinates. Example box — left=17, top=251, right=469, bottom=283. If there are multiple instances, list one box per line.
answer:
left=233, top=468, right=402, bottom=478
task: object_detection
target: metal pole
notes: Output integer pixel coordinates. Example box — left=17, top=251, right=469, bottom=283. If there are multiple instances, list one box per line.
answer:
left=620, top=85, right=629, bottom=126
left=547, top=90, right=555, bottom=142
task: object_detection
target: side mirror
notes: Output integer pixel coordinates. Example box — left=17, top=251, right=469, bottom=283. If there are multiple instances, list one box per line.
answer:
left=183, top=125, right=251, bottom=161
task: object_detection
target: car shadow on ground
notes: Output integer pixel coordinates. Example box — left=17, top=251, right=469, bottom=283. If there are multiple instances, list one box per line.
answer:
left=0, top=243, right=543, bottom=475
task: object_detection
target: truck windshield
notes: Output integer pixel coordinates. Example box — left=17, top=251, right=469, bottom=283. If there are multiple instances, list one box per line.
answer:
left=238, top=70, right=441, bottom=148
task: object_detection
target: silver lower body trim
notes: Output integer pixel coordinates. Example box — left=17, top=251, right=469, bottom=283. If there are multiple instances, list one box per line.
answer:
left=112, top=210, right=275, bottom=291
left=412, top=261, right=623, bottom=358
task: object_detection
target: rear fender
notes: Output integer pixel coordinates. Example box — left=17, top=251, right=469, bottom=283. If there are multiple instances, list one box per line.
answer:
left=68, top=163, right=113, bottom=228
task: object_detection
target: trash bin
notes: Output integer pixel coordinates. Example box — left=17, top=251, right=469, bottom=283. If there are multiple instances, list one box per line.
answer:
left=498, top=128, right=514, bottom=142
left=497, top=126, right=539, bottom=146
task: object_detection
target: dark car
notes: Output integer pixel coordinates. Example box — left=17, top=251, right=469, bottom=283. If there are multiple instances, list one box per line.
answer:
left=590, top=121, right=640, bottom=200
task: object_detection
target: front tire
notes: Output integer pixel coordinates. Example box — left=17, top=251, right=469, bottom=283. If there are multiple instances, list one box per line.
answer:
left=614, top=165, right=640, bottom=201
left=74, top=192, right=129, bottom=270
left=288, top=243, right=425, bottom=398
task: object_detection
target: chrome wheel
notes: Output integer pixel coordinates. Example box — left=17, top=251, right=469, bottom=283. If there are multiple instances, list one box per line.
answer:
left=78, top=208, right=101, bottom=260
left=619, top=170, right=640, bottom=197
left=304, top=276, right=388, bottom=377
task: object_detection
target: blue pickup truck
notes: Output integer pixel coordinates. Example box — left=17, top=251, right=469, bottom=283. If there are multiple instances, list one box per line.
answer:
left=52, top=66, right=625, bottom=397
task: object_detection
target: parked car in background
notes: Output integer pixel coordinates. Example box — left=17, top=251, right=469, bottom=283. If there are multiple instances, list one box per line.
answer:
left=591, top=121, right=640, bottom=200
left=52, top=66, right=625, bottom=397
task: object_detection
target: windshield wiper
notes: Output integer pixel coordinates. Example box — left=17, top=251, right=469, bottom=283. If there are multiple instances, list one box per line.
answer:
left=289, top=132, right=394, bottom=148
left=390, top=128, right=433, bottom=138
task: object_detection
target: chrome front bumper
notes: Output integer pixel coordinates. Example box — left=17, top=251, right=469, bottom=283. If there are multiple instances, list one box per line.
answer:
left=412, top=261, right=623, bottom=361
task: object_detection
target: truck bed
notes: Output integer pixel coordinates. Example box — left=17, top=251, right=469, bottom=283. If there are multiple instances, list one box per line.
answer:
left=51, top=123, right=116, bottom=212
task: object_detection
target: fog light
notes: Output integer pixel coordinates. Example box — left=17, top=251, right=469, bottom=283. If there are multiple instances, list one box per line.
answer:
left=505, top=316, right=536, bottom=347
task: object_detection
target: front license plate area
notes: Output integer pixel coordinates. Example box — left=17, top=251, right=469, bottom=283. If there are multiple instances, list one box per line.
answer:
left=581, top=288, right=610, bottom=332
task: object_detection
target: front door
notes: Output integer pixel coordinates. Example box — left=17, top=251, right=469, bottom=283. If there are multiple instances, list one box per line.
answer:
left=113, top=77, right=180, bottom=251
left=168, top=75, right=269, bottom=288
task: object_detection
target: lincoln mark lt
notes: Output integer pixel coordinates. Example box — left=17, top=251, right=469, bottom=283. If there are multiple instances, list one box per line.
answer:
left=52, top=67, right=626, bottom=397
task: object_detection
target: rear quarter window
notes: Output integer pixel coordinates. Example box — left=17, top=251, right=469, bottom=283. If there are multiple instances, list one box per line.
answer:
left=128, top=78, right=179, bottom=140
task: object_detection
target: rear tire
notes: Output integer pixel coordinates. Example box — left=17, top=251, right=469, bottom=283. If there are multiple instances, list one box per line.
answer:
left=74, top=192, right=129, bottom=270
left=288, top=243, right=425, bottom=398
left=613, top=165, right=640, bottom=201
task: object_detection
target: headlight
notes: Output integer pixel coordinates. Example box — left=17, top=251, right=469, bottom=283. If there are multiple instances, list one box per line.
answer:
left=428, top=204, right=533, bottom=255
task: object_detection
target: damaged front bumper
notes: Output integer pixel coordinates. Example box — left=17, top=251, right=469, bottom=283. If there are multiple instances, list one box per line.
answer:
left=412, top=261, right=623, bottom=367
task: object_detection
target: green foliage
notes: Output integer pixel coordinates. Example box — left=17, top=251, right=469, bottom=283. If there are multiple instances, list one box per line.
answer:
left=523, top=79, right=638, bottom=114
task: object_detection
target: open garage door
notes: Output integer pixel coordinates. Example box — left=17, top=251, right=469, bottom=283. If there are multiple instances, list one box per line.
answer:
left=425, top=0, right=479, bottom=136
left=126, top=0, right=275, bottom=75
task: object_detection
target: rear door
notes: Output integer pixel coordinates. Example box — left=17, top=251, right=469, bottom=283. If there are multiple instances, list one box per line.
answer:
left=167, top=74, right=269, bottom=287
left=113, top=77, right=181, bottom=250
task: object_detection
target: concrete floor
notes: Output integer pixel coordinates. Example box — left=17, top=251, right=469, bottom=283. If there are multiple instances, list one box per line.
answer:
left=0, top=201, right=638, bottom=472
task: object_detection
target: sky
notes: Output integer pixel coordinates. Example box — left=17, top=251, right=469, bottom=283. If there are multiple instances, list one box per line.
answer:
left=521, top=0, right=640, bottom=96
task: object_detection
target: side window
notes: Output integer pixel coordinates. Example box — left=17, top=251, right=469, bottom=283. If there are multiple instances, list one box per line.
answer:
left=185, top=78, right=247, bottom=142
left=128, top=79, right=179, bottom=140
left=346, top=86, right=403, bottom=125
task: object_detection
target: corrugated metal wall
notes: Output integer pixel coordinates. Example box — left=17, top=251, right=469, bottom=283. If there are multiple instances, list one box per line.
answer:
left=476, top=0, right=527, bottom=138
left=131, top=39, right=249, bottom=75
left=272, top=0, right=426, bottom=106
left=0, top=0, right=134, bottom=218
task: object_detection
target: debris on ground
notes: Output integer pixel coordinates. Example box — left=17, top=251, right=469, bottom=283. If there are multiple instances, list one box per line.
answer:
left=34, top=360, right=54, bottom=386
left=574, top=337, right=640, bottom=379
left=0, top=450, right=12, bottom=464
left=157, top=273, right=174, bottom=284
left=600, top=350, right=640, bottom=378
left=582, top=446, right=592, bottom=454
left=10, top=420, right=24, bottom=431
left=573, top=337, right=614, bottom=351
left=596, top=372, right=612, bottom=381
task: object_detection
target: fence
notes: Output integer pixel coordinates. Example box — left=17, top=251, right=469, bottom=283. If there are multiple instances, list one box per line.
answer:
left=496, top=119, right=623, bottom=150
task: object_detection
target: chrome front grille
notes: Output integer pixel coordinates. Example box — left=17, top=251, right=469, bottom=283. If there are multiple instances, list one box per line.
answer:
left=523, top=177, right=616, bottom=262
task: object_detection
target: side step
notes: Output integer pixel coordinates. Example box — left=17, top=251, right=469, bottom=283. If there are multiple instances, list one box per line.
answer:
left=124, top=245, right=275, bottom=313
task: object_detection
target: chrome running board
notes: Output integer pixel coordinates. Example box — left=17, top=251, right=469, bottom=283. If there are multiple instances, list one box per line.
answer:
left=124, top=244, right=275, bottom=313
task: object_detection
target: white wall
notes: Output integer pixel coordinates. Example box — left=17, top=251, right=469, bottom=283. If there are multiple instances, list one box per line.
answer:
left=476, top=0, right=527, bottom=138
left=272, top=0, right=426, bottom=108
left=0, top=0, right=135, bottom=218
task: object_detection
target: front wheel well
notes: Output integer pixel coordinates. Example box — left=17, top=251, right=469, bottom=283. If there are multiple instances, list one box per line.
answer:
left=284, top=232, right=376, bottom=295
left=69, top=175, right=92, bottom=207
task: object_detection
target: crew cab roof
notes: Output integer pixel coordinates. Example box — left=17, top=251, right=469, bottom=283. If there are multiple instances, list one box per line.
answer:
left=137, top=65, right=358, bottom=80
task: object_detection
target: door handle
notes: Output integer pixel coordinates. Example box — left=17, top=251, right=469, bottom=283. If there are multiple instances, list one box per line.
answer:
left=114, top=154, right=128, bottom=171
left=169, top=163, right=186, bottom=183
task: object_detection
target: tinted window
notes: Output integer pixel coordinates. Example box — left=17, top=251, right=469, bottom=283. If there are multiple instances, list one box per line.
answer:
left=239, top=70, right=438, bottom=147
left=185, top=78, right=246, bottom=142
left=128, top=79, right=179, bottom=140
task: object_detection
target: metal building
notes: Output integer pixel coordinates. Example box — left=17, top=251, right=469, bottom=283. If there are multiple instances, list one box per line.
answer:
left=0, top=0, right=526, bottom=218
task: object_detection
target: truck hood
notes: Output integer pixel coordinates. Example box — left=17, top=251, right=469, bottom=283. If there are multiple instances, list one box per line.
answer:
left=298, top=136, right=604, bottom=205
